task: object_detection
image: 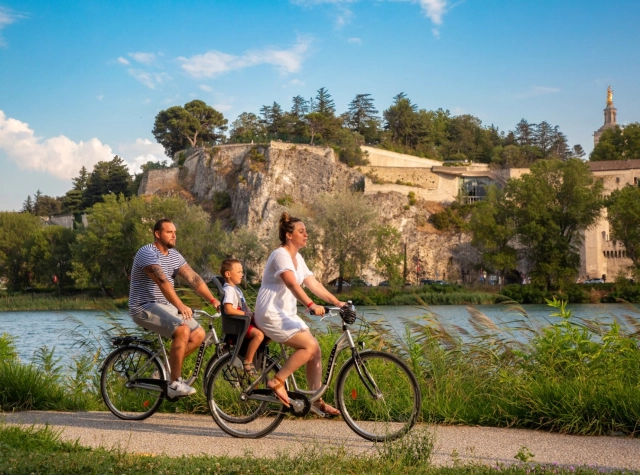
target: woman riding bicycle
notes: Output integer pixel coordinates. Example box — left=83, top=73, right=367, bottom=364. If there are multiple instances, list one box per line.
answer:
left=254, top=212, right=344, bottom=416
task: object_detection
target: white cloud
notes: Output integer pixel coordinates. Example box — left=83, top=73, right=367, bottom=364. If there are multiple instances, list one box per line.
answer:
left=117, top=56, right=130, bottom=65
left=291, top=0, right=356, bottom=28
left=0, top=110, right=167, bottom=178
left=0, top=6, right=26, bottom=47
left=392, top=0, right=449, bottom=27
left=213, top=103, right=234, bottom=113
left=128, top=52, right=157, bottom=65
left=116, top=138, right=166, bottom=173
left=417, top=0, right=447, bottom=25
left=516, top=86, right=561, bottom=99
left=96, top=95, right=104, bottom=101
left=0, top=110, right=114, bottom=179
left=347, top=37, right=362, bottom=44
left=198, top=84, right=213, bottom=92
left=178, top=37, right=311, bottom=79
left=128, top=69, right=171, bottom=89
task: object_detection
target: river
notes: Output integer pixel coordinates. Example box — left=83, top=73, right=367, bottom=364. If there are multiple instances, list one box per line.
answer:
left=1, top=303, right=639, bottom=363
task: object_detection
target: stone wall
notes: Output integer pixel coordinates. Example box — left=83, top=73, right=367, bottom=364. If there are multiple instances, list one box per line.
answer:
left=359, top=166, right=441, bottom=189
left=138, top=168, right=181, bottom=196
left=361, top=146, right=441, bottom=168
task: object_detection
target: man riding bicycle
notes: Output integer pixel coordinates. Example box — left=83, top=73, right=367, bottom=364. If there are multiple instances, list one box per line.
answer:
left=129, top=218, right=221, bottom=398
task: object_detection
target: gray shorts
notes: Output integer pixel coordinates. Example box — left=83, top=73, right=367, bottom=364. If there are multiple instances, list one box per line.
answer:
left=131, top=303, right=201, bottom=339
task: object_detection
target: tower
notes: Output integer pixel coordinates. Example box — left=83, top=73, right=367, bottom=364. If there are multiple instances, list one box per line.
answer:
left=594, top=86, right=617, bottom=147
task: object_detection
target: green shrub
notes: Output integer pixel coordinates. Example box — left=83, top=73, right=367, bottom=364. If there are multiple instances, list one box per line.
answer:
left=0, top=333, right=18, bottom=362
left=213, top=191, right=232, bottom=211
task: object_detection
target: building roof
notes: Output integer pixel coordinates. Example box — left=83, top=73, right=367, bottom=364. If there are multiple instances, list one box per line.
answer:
left=588, top=159, right=640, bottom=172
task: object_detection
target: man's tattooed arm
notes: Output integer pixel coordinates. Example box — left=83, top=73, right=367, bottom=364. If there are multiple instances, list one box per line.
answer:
left=143, top=264, right=168, bottom=285
left=177, top=264, right=205, bottom=290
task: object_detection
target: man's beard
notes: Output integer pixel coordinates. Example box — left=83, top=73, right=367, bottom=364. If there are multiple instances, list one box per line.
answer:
left=166, top=241, right=175, bottom=249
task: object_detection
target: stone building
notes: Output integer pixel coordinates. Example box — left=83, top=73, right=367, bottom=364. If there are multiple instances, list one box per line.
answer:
left=594, top=86, right=618, bottom=147
left=579, top=160, right=640, bottom=281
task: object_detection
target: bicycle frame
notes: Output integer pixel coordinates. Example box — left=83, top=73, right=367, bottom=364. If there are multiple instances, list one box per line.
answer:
left=120, top=309, right=222, bottom=393
left=245, top=311, right=382, bottom=413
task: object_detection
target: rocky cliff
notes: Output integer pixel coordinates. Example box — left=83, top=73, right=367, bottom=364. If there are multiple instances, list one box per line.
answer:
left=139, top=142, right=473, bottom=284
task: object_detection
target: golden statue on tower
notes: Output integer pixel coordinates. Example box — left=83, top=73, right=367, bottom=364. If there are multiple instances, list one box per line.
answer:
left=607, top=86, right=613, bottom=106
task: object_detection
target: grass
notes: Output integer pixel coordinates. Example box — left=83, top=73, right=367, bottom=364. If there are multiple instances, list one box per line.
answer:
left=0, top=293, right=128, bottom=311
left=2, top=299, right=640, bottom=437
left=0, top=423, right=635, bottom=475
left=332, top=283, right=499, bottom=306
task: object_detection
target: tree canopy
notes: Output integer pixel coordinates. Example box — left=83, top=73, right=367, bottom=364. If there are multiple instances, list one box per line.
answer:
left=153, top=100, right=228, bottom=157
left=591, top=123, right=640, bottom=161
left=606, top=185, right=640, bottom=276
left=472, top=159, right=604, bottom=289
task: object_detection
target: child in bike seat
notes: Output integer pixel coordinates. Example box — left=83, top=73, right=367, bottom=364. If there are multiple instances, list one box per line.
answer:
left=220, top=258, right=264, bottom=377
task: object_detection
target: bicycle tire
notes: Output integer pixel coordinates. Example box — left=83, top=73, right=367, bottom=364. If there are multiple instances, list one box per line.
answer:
left=207, top=352, right=286, bottom=438
left=101, top=345, right=165, bottom=420
left=335, top=350, right=421, bottom=441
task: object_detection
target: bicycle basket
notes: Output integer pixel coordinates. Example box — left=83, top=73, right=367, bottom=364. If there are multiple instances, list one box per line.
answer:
left=340, top=305, right=357, bottom=325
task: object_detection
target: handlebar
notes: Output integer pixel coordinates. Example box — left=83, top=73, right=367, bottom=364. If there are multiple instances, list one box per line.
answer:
left=311, top=301, right=357, bottom=325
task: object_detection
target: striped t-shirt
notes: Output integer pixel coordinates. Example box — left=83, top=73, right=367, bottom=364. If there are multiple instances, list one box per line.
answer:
left=129, top=244, right=186, bottom=317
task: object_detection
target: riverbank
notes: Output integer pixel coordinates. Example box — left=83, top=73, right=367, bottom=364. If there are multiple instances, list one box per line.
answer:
left=2, top=300, right=640, bottom=437
left=3, top=414, right=640, bottom=474
left=0, top=294, right=128, bottom=311
left=2, top=280, right=640, bottom=311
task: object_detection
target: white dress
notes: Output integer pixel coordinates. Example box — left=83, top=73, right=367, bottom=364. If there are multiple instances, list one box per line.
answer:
left=254, top=247, right=313, bottom=343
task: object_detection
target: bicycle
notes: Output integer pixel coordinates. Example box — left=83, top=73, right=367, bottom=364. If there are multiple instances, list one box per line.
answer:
left=205, top=303, right=422, bottom=441
left=100, top=309, right=224, bottom=420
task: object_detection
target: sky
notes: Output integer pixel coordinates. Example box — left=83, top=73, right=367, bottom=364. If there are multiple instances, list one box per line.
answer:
left=1, top=0, right=639, bottom=211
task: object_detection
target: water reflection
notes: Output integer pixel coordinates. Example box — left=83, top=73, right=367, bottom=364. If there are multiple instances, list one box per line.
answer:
left=1, top=303, right=639, bottom=364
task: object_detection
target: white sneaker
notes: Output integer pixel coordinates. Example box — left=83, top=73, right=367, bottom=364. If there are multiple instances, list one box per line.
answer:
left=167, top=378, right=196, bottom=397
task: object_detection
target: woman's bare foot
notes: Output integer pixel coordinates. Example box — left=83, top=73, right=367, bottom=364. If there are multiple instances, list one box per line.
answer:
left=314, top=398, right=340, bottom=417
left=267, top=377, right=290, bottom=407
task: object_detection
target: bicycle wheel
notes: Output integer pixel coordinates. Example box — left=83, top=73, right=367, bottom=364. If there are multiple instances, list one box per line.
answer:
left=336, top=350, right=421, bottom=441
left=207, top=352, right=286, bottom=438
left=101, top=346, right=165, bottom=420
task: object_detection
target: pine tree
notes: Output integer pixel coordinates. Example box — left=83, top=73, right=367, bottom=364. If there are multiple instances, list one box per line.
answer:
left=21, top=195, right=34, bottom=214
left=347, top=93, right=379, bottom=134
left=313, top=87, right=336, bottom=117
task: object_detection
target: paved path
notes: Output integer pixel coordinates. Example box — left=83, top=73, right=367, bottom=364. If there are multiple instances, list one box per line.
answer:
left=3, top=411, right=640, bottom=471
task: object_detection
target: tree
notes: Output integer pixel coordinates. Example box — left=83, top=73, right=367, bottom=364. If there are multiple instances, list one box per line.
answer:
left=606, top=185, right=640, bottom=275
left=291, top=95, right=309, bottom=118
left=152, top=100, right=228, bottom=157
left=347, top=93, right=380, bottom=142
left=229, top=112, right=265, bottom=143
left=372, top=224, right=403, bottom=284
left=21, top=195, right=34, bottom=214
left=311, top=192, right=377, bottom=293
left=25, top=225, right=75, bottom=294
left=82, top=156, right=133, bottom=209
left=260, top=102, right=284, bottom=136
left=504, top=159, right=604, bottom=289
left=70, top=195, right=224, bottom=297
left=64, top=166, right=89, bottom=213
left=469, top=186, right=517, bottom=289
left=305, top=112, right=331, bottom=145
left=226, top=228, right=267, bottom=283
left=383, top=93, right=418, bottom=147
left=313, top=87, right=336, bottom=117
left=0, top=212, right=42, bottom=291
left=571, top=144, right=586, bottom=159
left=591, top=123, right=640, bottom=161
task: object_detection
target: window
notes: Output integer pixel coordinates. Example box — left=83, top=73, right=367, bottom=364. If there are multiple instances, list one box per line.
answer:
left=616, top=177, right=620, bottom=184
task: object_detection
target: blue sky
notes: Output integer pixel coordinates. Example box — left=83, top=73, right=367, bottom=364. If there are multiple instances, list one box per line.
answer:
left=1, top=0, right=639, bottom=211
